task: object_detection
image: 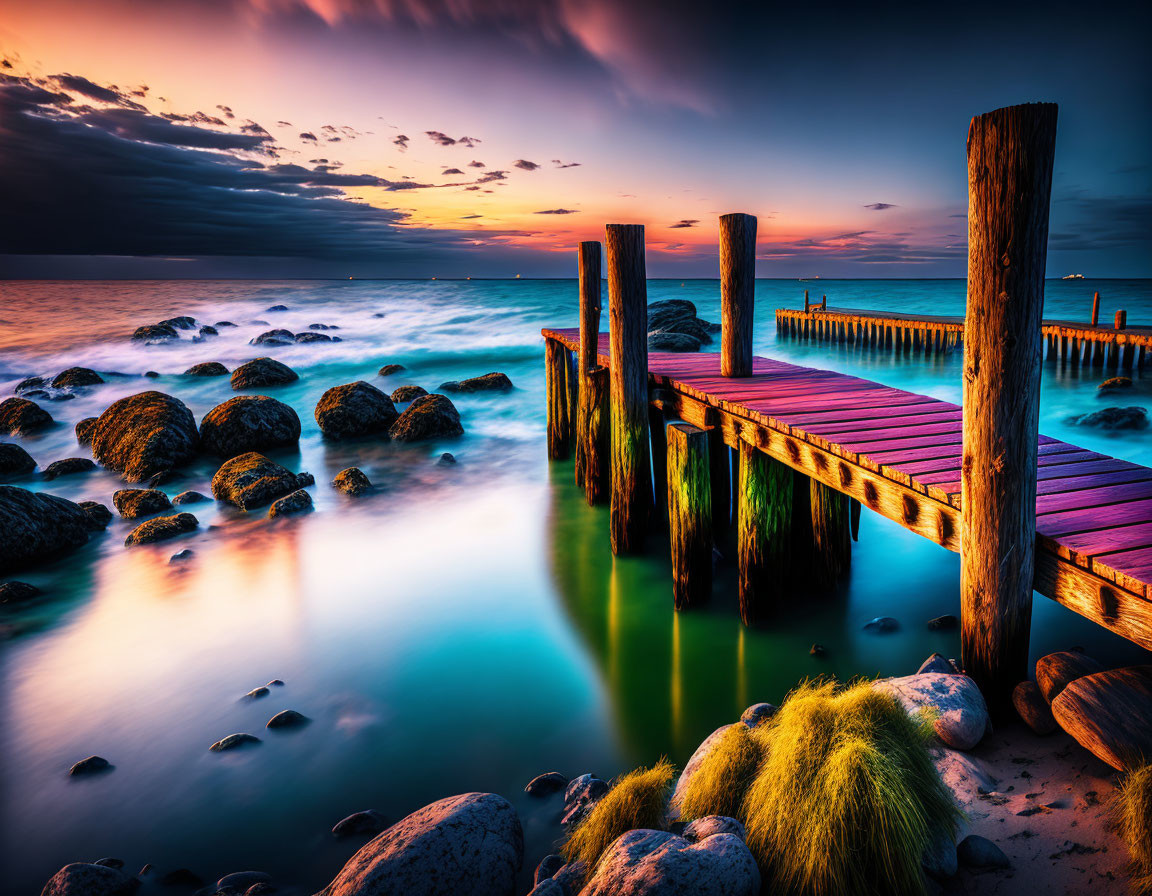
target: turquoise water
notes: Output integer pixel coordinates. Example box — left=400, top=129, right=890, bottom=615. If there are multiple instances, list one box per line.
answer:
left=1, top=278, right=1150, bottom=893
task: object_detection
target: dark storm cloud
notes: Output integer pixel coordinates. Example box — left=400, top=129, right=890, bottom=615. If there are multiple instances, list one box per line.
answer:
left=513, top=159, right=539, bottom=171
left=535, top=208, right=578, bottom=214
left=670, top=219, right=699, bottom=228
left=300, top=131, right=318, bottom=141
left=0, top=73, right=520, bottom=262
left=864, top=202, right=897, bottom=210
left=53, top=73, right=146, bottom=110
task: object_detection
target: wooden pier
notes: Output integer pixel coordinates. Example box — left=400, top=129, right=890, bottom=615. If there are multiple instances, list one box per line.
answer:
left=543, top=103, right=1152, bottom=712
left=775, top=304, right=1151, bottom=368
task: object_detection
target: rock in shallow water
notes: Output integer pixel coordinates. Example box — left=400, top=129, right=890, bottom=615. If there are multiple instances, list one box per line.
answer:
left=112, top=488, right=172, bottom=519
left=0, top=396, right=53, bottom=435
left=0, top=580, right=41, bottom=605
left=266, top=708, right=309, bottom=728
left=648, top=331, right=701, bottom=352
left=390, top=384, right=428, bottom=403
left=172, top=490, right=209, bottom=505
left=917, top=653, right=959, bottom=675
left=230, top=357, right=299, bottom=390
left=0, top=485, right=92, bottom=572
left=389, top=394, right=464, bottom=442
left=0, top=442, right=36, bottom=476
left=250, top=328, right=295, bottom=346
left=580, top=829, right=760, bottom=896
left=332, top=809, right=388, bottom=838
left=525, top=771, right=567, bottom=796
left=75, top=418, right=97, bottom=446
left=89, top=392, right=199, bottom=482
left=41, top=863, right=139, bottom=896
left=184, top=361, right=229, bottom=376
left=51, top=367, right=104, bottom=388
left=315, top=381, right=398, bottom=440
left=210, top=733, right=261, bottom=752
left=927, top=613, right=959, bottom=631
left=69, top=755, right=111, bottom=776
left=1068, top=405, right=1148, bottom=430
left=873, top=672, right=990, bottom=750
left=863, top=615, right=899, bottom=633
left=211, top=453, right=313, bottom=510
left=78, top=501, right=112, bottom=531
left=438, top=372, right=513, bottom=393
left=268, top=489, right=312, bottom=518
left=132, top=323, right=177, bottom=342
left=332, top=467, right=372, bottom=496
left=43, top=458, right=96, bottom=480
left=199, top=395, right=301, bottom=458
left=124, top=512, right=198, bottom=546
left=316, top=792, right=522, bottom=896
left=377, top=364, right=405, bottom=376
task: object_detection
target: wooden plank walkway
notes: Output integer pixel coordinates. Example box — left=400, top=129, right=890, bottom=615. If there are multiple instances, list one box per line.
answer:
left=543, top=326, right=1152, bottom=650
left=775, top=306, right=1151, bottom=367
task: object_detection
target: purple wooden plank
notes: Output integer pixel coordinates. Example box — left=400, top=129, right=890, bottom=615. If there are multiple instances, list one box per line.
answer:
left=1037, top=481, right=1152, bottom=515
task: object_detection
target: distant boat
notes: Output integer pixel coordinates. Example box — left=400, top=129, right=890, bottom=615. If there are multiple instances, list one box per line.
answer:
left=516, top=274, right=521, bottom=279
left=1062, top=273, right=1085, bottom=279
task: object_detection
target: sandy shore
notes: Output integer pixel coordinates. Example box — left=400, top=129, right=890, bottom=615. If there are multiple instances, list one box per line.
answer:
left=932, top=719, right=1130, bottom=895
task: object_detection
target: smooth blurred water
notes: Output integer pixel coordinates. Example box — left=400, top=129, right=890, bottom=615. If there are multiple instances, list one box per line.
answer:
left=1, top=278, right=1150, bottom=894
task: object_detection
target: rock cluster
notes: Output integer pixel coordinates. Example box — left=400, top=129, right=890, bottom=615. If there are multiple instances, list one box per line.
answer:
left=438, top=372, right=513, bottom=393
left=211, top=453, right=314, bottom=510
left=646, top=300, right=719, bottom=352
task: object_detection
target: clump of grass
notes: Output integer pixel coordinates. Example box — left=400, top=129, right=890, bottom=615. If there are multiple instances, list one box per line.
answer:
left=677, top=722, right=769, bottom=822
left=1113, top=764, right=1152, bottom=895
left=742, top=680, right=961, bottom=896
left=563, top=758, right=676, bottom=869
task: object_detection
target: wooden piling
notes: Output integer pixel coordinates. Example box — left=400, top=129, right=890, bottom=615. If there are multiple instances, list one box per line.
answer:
left=719, top=213, right=757, bottom=377
left=961, top=102, right=1058, bottom=709
left=545, top=338, right=570, bottom=459
left=667, top=423, right=712, bottom=610
left=1115, top=309, right=1127, bottom=330
left=606, top=223, right=652, bottom=554
left=574, top=241, right=602, bottom=488
left=1091, top=291, right=1100, bottom=327
left=809, top=480, right=851, bottom=587
left=578, top=365, right=610, bottom=504
left=737, top=441, right=793, bottom=624
left=709, top=426, right=732, bottom=533
left=649, top=402, right=668, bottom=522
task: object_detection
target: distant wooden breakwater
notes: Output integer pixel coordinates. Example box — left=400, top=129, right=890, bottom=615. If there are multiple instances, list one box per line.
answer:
left=542, top=103, right=1152, bottom=713
left=777, top=296, right=1151, bottom=369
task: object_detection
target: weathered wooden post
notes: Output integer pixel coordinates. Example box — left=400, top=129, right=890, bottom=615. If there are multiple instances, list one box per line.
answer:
left=667, top=423, right=712, bottom=609
left=720, top=213, right=757, bottom=376
left=804, top=289, right=810, bottom=312
left=809, top=480, right=851, bottom=587
left=737, top=440, right=793, bottom=624
left=578, top=366, right=610, bottom=504
left=1115, top=309, right=1127, bottom=330
left=546, top=338, right=570, bottom=459
left=574, top=241, right=602, bottom=489
left=1091, top=291, right=1100, bottom=327
left=961, top=102, right=1058, bottom=711
left=650, top=403, right=668, bottom=523
left=606, top=224, right=651, bottom=554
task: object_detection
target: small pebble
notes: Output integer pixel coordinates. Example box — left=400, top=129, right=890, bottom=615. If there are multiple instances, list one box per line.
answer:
left=170, top=549, right=195, bottom=564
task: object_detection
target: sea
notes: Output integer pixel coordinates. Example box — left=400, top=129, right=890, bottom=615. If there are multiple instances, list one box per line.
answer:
left=1, top=278, right=1149, bottom=894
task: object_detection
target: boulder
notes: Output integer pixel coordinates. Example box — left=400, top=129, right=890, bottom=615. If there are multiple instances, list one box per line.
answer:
left=268, top=490, right=312, bottom=519
left=112, top=488, right=172, bottom=519
left=315, top=792, right=522, bottom=896
left=315, top=382, right=398, bottom=439
left=131, top=323, right=177, bottom=341
left=198, top=325, right=218, bottom=337
left=172, top=490, right=209, bottom=505
left=158, top=316, right=197, bottom=330
left=956, top=834, right=1010, bottom=870
left=266, top=708, right=309, bottom=727
left=40, top=863, right=139, bottom=896
left=1097, top=376, right=1132, bottom=392
left=580, top=829, right=760, bottom=896
left=52, top=367, right=104, bottom=388
left=1050, top=665, right=1152, bottom=771
left=250, top=329, right=295, bottom=346
left=562, top=773, right=610, bottom=828
left=390, top=385, right=428, bottom=403
left=683, top=816, right=746, bottom=843
left=124, top=513, right=198, bottom=546
left=0, top=396, right=53, bottom=435
left=69, top=755, right=111, bottom=775
left=78, top=501, right=112, bottom=530
left=14, top=375, right=47, bottom=394
left=333, top=810, right=389, bottom=838
left=88, top=392, right=199, bottom=482
left=437, top=453, right=457, bottom=466
left=670, top=725, right=730, bottom=816
left=873, top=672, right=990, bottom=750
left=0, top=580, right=41, bottom=605
left=389, top=394, right=464, bottom=442
left=647, top=332, right=701, bottom=352
left=1068, top=406, right=1148, bottom=430
left=244, top=686, right=268, bottom=698
left=438, top=372, right=513, bottom=394
left=310, top=323, right=339, bottom=331
left=739, top=703, right=777, bottom=727
left=169, top=549, right=194, bottom=564
left=216, top=321, right=237, bottom=328
left=922, top=826, right=958, bottom=880
left=209, top=733, right=261, bottom=752
left=332, top=467, right=372, bottom=496
left=199, top=396, right=301, bottom=458
left=267, top=304, right=289, bottom=312
left=1036, top=649, right=1106, bottom=703
left=231, top=358, right=299, bottom=390
left=534, top=855, right=565, bottom=886
left=378, top=364, right=405, bottom=376
left=525, top=771, right=568, bottom=796
left=295, top=332, right=334, bottom=343
left=0, top=486, right=92, bottom=572
left=810, top=643, right=827, bottom=657
left=185, top=362, right=229, bottom=376
left=211, top=452, right=314, bottom=510
left=43, top=458, right=96, bottom=480
left=918, top=653, right=959, bottom=675
left=647, top=299, right=699, bottom=330
left=0, top=442, right=36, bottom=476
left=864, top=615, right=899, bottom=633
left=75, top=418, right=98, bottom=446
left=927, top=614, right=959, bottom=631
left=1012, top=681, right=1058, bottom=735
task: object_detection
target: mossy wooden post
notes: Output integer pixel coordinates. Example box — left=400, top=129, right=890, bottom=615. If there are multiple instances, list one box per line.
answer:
left=850, top=497, right=861, bottom=541
left=579, top=365, right=610, bottom=504
left=737, top=441, right=793, bottom=624
left=961, top=102, right=1058, bottom=711
left=809, top=479, right=851, bottom=587
left=575, top=240, right=603, bottom=488
left=546, top=337, right=570, bottom=459
left=667, top=423, right=712, bottom=610
left=606, top=223, right=651, bottom=554
left=720, top=213, right=757, bottom=377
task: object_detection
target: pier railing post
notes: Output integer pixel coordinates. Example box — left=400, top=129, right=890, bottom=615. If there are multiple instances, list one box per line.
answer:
left=719, top=213, right=757, bottom=377
left=961, top=102, right=1058, bottom=711
left=668, top=423, right=712, bottom=609
left=606, top=223, right=652, bottom=554
left=575, top=241, right=603, bottom=488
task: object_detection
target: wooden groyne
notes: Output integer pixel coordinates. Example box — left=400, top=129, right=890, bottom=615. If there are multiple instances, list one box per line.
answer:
left=543, top=103, right=1152, bottom=712
left=776, top=302, right=1151, bottom=368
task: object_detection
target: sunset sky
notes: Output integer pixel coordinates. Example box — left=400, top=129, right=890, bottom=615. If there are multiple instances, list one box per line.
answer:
left=0, top=0, right=1148, bottom=278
